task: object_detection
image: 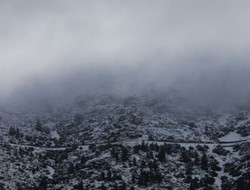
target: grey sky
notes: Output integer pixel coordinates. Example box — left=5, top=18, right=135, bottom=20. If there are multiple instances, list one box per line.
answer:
left=1, top=1, right=250, bottom=105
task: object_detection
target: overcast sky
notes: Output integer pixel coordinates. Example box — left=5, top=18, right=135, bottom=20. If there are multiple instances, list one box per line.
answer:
left=1, top=1, right=250, bottom=106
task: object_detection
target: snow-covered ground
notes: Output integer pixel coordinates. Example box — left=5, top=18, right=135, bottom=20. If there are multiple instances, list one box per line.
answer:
left=219, top=131, right=248, bottom=142
left=0, top=94, right=250, bottom=189
left=50, top=130, right=60, bottom=140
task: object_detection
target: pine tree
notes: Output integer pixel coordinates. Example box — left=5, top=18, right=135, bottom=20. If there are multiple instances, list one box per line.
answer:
left=121, top=148, right=128, bottom=161
left=120, top=181, right=126, bottom=190
left=180, top=150, right=191, bottom=163
left=133, top=157, right=137, bottom=166
left=194, top=151, right=200, bottom=165
left=68, top=163, right=75, bottom=174
left=158, top=147, right=166, bottom=162
left=9, top=127, right=17, bottom=136
left=201, top=152, right=209, bottom=170
left=77, top=181, right=84, bottom=190
left=189, top=177, right=199, bottom=190
left=100, top=183, right=107, bottom=190
left=38, top=177, right=48, bottom=190
left=107, top=170, right=112, bottom=181
left=100, top=171, right=105, bottom=180
left=35, top=119, right=43, bottom=131
left=81, top=155, right=86, bottom=164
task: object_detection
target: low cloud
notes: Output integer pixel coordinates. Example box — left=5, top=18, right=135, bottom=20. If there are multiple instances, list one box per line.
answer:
left=1, top=1, right=250, bottom=107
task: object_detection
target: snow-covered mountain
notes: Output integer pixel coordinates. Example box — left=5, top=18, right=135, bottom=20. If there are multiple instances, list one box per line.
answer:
left=0, top=93, right=249, bottom=190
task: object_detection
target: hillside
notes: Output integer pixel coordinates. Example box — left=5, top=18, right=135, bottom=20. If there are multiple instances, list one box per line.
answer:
left=0, top=93, right=250, bottom=190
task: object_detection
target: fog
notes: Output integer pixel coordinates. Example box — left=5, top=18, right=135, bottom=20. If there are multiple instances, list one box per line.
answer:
left=1, top=1, right=250, bottom=108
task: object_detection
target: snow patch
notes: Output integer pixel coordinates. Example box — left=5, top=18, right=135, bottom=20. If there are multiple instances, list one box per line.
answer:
left=219, top=132, right=246, bottom=142
left=51, top=130, right=60, bottom=140
left=47, top=166, right=55, bottom=179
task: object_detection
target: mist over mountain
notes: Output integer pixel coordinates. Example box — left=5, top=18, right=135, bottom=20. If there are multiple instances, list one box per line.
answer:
left=1, top=0, right=250, bottom=110
left=1, top=2, right=250, bottom=189
left=3, top=54, right=250, bottom=112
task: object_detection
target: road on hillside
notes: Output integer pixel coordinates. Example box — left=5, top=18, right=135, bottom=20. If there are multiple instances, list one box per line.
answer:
left=1, top=138, right=248, bottom=151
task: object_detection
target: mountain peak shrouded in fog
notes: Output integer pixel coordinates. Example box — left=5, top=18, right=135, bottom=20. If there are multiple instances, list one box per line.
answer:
left=1, top=0, right=250, bottom=107
left=1, top=2, right=250, bottom=190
